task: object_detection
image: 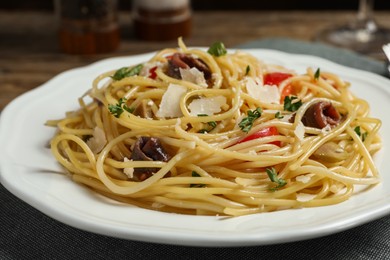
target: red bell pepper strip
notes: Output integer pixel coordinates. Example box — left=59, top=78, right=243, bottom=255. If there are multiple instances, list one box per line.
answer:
left=149, top=66, right=157, bottom=79
left=238, top=126, right=281, bottom=146
left=280, top=84, right=294, bottom=103
left=264, top=72, right=292, bottom=86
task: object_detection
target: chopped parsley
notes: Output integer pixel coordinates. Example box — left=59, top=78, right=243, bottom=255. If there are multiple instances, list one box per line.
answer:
left=207, top=42, right=227, bottom=57
left=108, top=98, right=134, bottom=118
left=283, top=96, right=302, bottom=112
left=275, top=111, right=284, bottom=119
left=111, top=64, right=143, bottom=81
left=266, top=167, right=287, bottom=191
left=354, top=126, right=367, bottom=142
left=245, top=65, right=251, bottom=75
left=239, top=107, right=262, bottom=133
left=314, top=68, right=321, bottom=80
left=207, top=121, right=217, bottom=128
left=197, top=114, right=217, bottom=133
left=190, top=171, right=206, bottom=188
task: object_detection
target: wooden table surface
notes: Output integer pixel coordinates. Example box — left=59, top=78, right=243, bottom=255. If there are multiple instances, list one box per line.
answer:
left=1, top=10, right=390, bottom=111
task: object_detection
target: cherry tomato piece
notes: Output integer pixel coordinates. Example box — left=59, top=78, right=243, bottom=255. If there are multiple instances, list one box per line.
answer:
left=238, top=126, right=281, bottom=146
left=280, top=84, right=294, bottom=103
left=149, top=66, right=157, bottom=79
left=264, top=72, right=292, bottom=86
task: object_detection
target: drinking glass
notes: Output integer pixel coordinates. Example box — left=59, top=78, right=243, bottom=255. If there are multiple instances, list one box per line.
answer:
left=316, top=0, right=390, bottom=58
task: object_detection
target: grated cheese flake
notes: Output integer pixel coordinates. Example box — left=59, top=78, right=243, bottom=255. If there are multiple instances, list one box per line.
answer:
left=321, top=124, right=332, bottom=134
left=296, top=173, right=314, bottom=184
left=156, top=84, right=187, bottom=118
left=245, top=77, right=281, bottom=104
left=188, top=96, right=227, bottom=116
left=86, top=126, right=107, bottom=154
left=296, top=193, right=317, bottom=202
left=123, top=157, right=134, bottom=179
left=179, top=67, right=208, bottom=88
left=294, top=121, right=305, bottom=141
left=235, top=177, right=258, bottom=187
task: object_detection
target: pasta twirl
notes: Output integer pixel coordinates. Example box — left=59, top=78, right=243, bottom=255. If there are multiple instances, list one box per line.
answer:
left=47, top=39, right=382, bottom=216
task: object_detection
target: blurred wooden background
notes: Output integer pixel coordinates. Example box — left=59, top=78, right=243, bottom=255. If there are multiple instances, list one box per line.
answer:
left=1, top=0, right=390, bottom=11
left=2, top=0, right=390, bottom=111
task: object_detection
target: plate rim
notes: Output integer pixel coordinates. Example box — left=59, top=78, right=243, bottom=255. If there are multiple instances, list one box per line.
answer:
left=1, top=48, right=390, bottom=247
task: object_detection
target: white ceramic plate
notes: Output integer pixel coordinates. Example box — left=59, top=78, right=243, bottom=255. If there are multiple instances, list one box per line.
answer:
left=1, top=49, right=389, bottom=247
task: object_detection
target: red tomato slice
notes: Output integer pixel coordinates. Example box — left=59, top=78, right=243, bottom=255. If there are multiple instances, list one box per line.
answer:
left=238, top=126, right=281, bottom=146
left=280, top=84, right=294, bottom=103
left=149, top=66, right=157, bottom=79
left=264, top=72, right=292, bottom=86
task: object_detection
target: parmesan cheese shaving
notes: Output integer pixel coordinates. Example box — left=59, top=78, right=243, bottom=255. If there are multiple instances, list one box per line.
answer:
left=281, top=113, right=293, bottom=123
left=235, top=177, right=258, bottom=187
left=188, top=96, right=227, bottom=116
left=245, top=77, right=281, bottom=104
left=296, top=173, right=314, bottom=184
left=179, top=67, right=208, bottom=88
left=86, top=126, right=107, bottom=154
left=296, top=193, right=317, bottom=202
left=123, top=157, right=134, bottom=179
left=294, top=121, right=305, bottom=141
left=321, top=124, right=332, bottom=134
left=156, top=84, right=187, bottom=118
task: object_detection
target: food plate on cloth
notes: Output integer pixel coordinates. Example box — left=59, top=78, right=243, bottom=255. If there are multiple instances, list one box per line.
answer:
left=0, top=47, right=389, bottom=247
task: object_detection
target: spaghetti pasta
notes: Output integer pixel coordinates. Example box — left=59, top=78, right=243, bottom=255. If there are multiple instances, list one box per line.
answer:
left=47, top=39, right=382, bottom=216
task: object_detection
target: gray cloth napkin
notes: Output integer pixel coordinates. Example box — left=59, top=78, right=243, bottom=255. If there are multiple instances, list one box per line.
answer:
left=1, top=38, right=390, bottom=260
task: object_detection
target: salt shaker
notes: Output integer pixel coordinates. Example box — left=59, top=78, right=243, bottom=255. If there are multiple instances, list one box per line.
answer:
left=132, top=0, right=192, bottom=41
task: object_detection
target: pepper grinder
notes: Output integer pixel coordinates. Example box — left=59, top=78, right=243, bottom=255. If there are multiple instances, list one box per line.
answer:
left=132, top=0, right=192, bottom=41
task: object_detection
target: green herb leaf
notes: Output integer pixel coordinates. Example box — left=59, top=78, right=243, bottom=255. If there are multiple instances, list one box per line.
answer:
left=207, top=121, right=217, bottom=128
left=197, top=114, right=217, bottom=133
left=266, top=167, right=287, bottom=191
left=108, top=98, right=133, bottom=118
left=190, top=171, right=206, bottom=188
left=111, top=64, right=143, bottom=81
left=245, top=65, right=250, bottom=76
left=283, top=96, right=302, bottom=112
left=314, top=68, right=321, bottom=80
left=108, top=104, right=124, bottom=118
left=123, top=105, right=134, bottom=114
left=207, top=42, right=227, bottom=57
left=354, top=126, right=361, bottom=136
left=275, top=111, right=284, bottom=119
left=238, top=107, right=262, bottom=133
left=354, top=126, right=367, bottom=142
